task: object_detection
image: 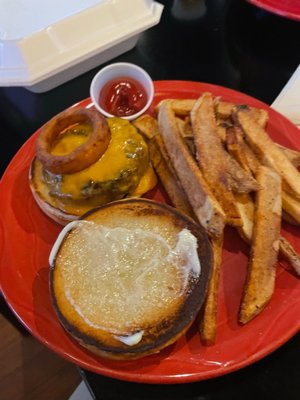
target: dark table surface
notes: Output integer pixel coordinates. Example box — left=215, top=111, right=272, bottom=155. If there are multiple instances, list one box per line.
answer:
left=1, top=0, right=300, bottom=399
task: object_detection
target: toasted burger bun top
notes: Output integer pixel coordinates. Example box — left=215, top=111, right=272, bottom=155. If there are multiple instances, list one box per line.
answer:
left=50, top=199, right=212, bottom=360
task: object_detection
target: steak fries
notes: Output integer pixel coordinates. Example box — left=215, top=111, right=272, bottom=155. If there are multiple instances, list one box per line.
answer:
left=134, top=90, right=300, bottom=344
left=158, top=102, right=226, bottom=237
left=235, top=106, right=300, bottom=199
left=199, top=232, right=224, bottom=345
left=133, top=115, right=196, bottom=219
left=190, top=94, right=242, bottom=227
left=239, top=166, right=282, bottom=324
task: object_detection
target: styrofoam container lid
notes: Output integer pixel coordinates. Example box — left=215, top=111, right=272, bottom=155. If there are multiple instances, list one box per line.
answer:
left=0, top=0, right=163, bottom=91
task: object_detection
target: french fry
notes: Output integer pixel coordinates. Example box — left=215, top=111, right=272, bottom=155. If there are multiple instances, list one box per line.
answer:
left=237, top=139, right=261, bottom=176
left=282, top=191, right=300, bottom=225
left=279, top=237, right=300, bottom=276
left=235, top=106, right=300, bottom=199
left=239, top=166, right=282, bottom=324
left=277, top=144, right=300, bottom=168
left=226, top=126, right=252, bottom=175
left=175, top=117, right=193, bottom=138
left=248, top=107, right=269, bottom=128
left=148, top=135, right=196, bottom=219
left=235, top=193, right=254, bottom=243
left=199, top=233, right=224, bottom=345
left=191, top=93, right=242, bottom=227
left=175, top=112, right=260, bottom=194
left=237, top=196, right=300, bottom=275
left=132, top=114, right=196, bottom=218
left=227, top=134, right=300, bottom=185
left=156, top=98, right=269, bottom=129
left=232, top=138, right=300, bottom=174
left=175, top=117, right=196, bottom=157
left=158, top=101, right=226, bottom=237
left=216, top=100, right=269, bottom=127
left=156, top=99, right=196, bottom=116
left=215, top=100, right=235, bottom=120
left=216, top=122, right=227, bottom=142
left=282, top=210, right=299, bottom=226
left=176, top=117, right=199, bottom=155
left=132, top=114, right=160, bottom=139
left=235, top=192, right=300, bottom=276
left=137, top=93, right=300, bottom=341
left=223, top=150, right=260, bottom=193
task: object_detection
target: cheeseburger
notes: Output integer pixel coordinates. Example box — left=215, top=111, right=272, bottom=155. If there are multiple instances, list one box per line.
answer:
left=30, top=108, right=157, bottom=225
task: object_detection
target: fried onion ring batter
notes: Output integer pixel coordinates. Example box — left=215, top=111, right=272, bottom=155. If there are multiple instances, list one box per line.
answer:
left=36, top=108, right=111, bottom=174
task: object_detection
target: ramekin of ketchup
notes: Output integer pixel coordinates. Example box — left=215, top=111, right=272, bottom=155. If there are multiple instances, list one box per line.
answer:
left=90, top=63, right=154, bottom=120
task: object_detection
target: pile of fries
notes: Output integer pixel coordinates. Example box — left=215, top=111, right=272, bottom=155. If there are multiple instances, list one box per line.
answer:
left=133, top=92, right=300, bottom=345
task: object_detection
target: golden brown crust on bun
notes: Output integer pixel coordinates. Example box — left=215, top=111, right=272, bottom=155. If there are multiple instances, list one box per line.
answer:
left=50, top=199, right=212, bottom=360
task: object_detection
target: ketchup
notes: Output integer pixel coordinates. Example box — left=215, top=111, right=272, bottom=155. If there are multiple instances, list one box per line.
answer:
left=99, top=77, right=147, bottom=117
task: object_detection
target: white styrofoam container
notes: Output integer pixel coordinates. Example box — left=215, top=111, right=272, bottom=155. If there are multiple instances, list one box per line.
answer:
left=0, top=0, right=163, bottom=93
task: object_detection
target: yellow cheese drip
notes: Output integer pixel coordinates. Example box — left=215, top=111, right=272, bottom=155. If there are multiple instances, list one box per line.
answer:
left=51, top=124, right=90, bottom=156
left=130, top=164, right=157, bottom=197
left=50, top=118, right=148, bottom=199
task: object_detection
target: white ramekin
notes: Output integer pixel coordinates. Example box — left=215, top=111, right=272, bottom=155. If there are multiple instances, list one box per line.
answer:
left=90, top=62, right=154, bottom=120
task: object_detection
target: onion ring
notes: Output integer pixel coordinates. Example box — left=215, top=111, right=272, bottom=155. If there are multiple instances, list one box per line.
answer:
left=36, top=108, right=111, bottom=174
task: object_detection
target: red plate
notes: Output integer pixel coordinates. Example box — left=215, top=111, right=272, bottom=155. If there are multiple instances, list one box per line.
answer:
left=247, top=0, right=300, bottom=21
left=1, top=81, right=300, bottom=384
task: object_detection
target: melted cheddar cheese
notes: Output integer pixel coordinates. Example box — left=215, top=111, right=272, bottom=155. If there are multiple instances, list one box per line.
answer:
left=47, top=118, right=149, bottom=200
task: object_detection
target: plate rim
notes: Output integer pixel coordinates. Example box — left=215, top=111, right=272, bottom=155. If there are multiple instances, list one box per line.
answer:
left=1, top=80, right=300, bottom=384
left=247, top=0, right=300, bottom=22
